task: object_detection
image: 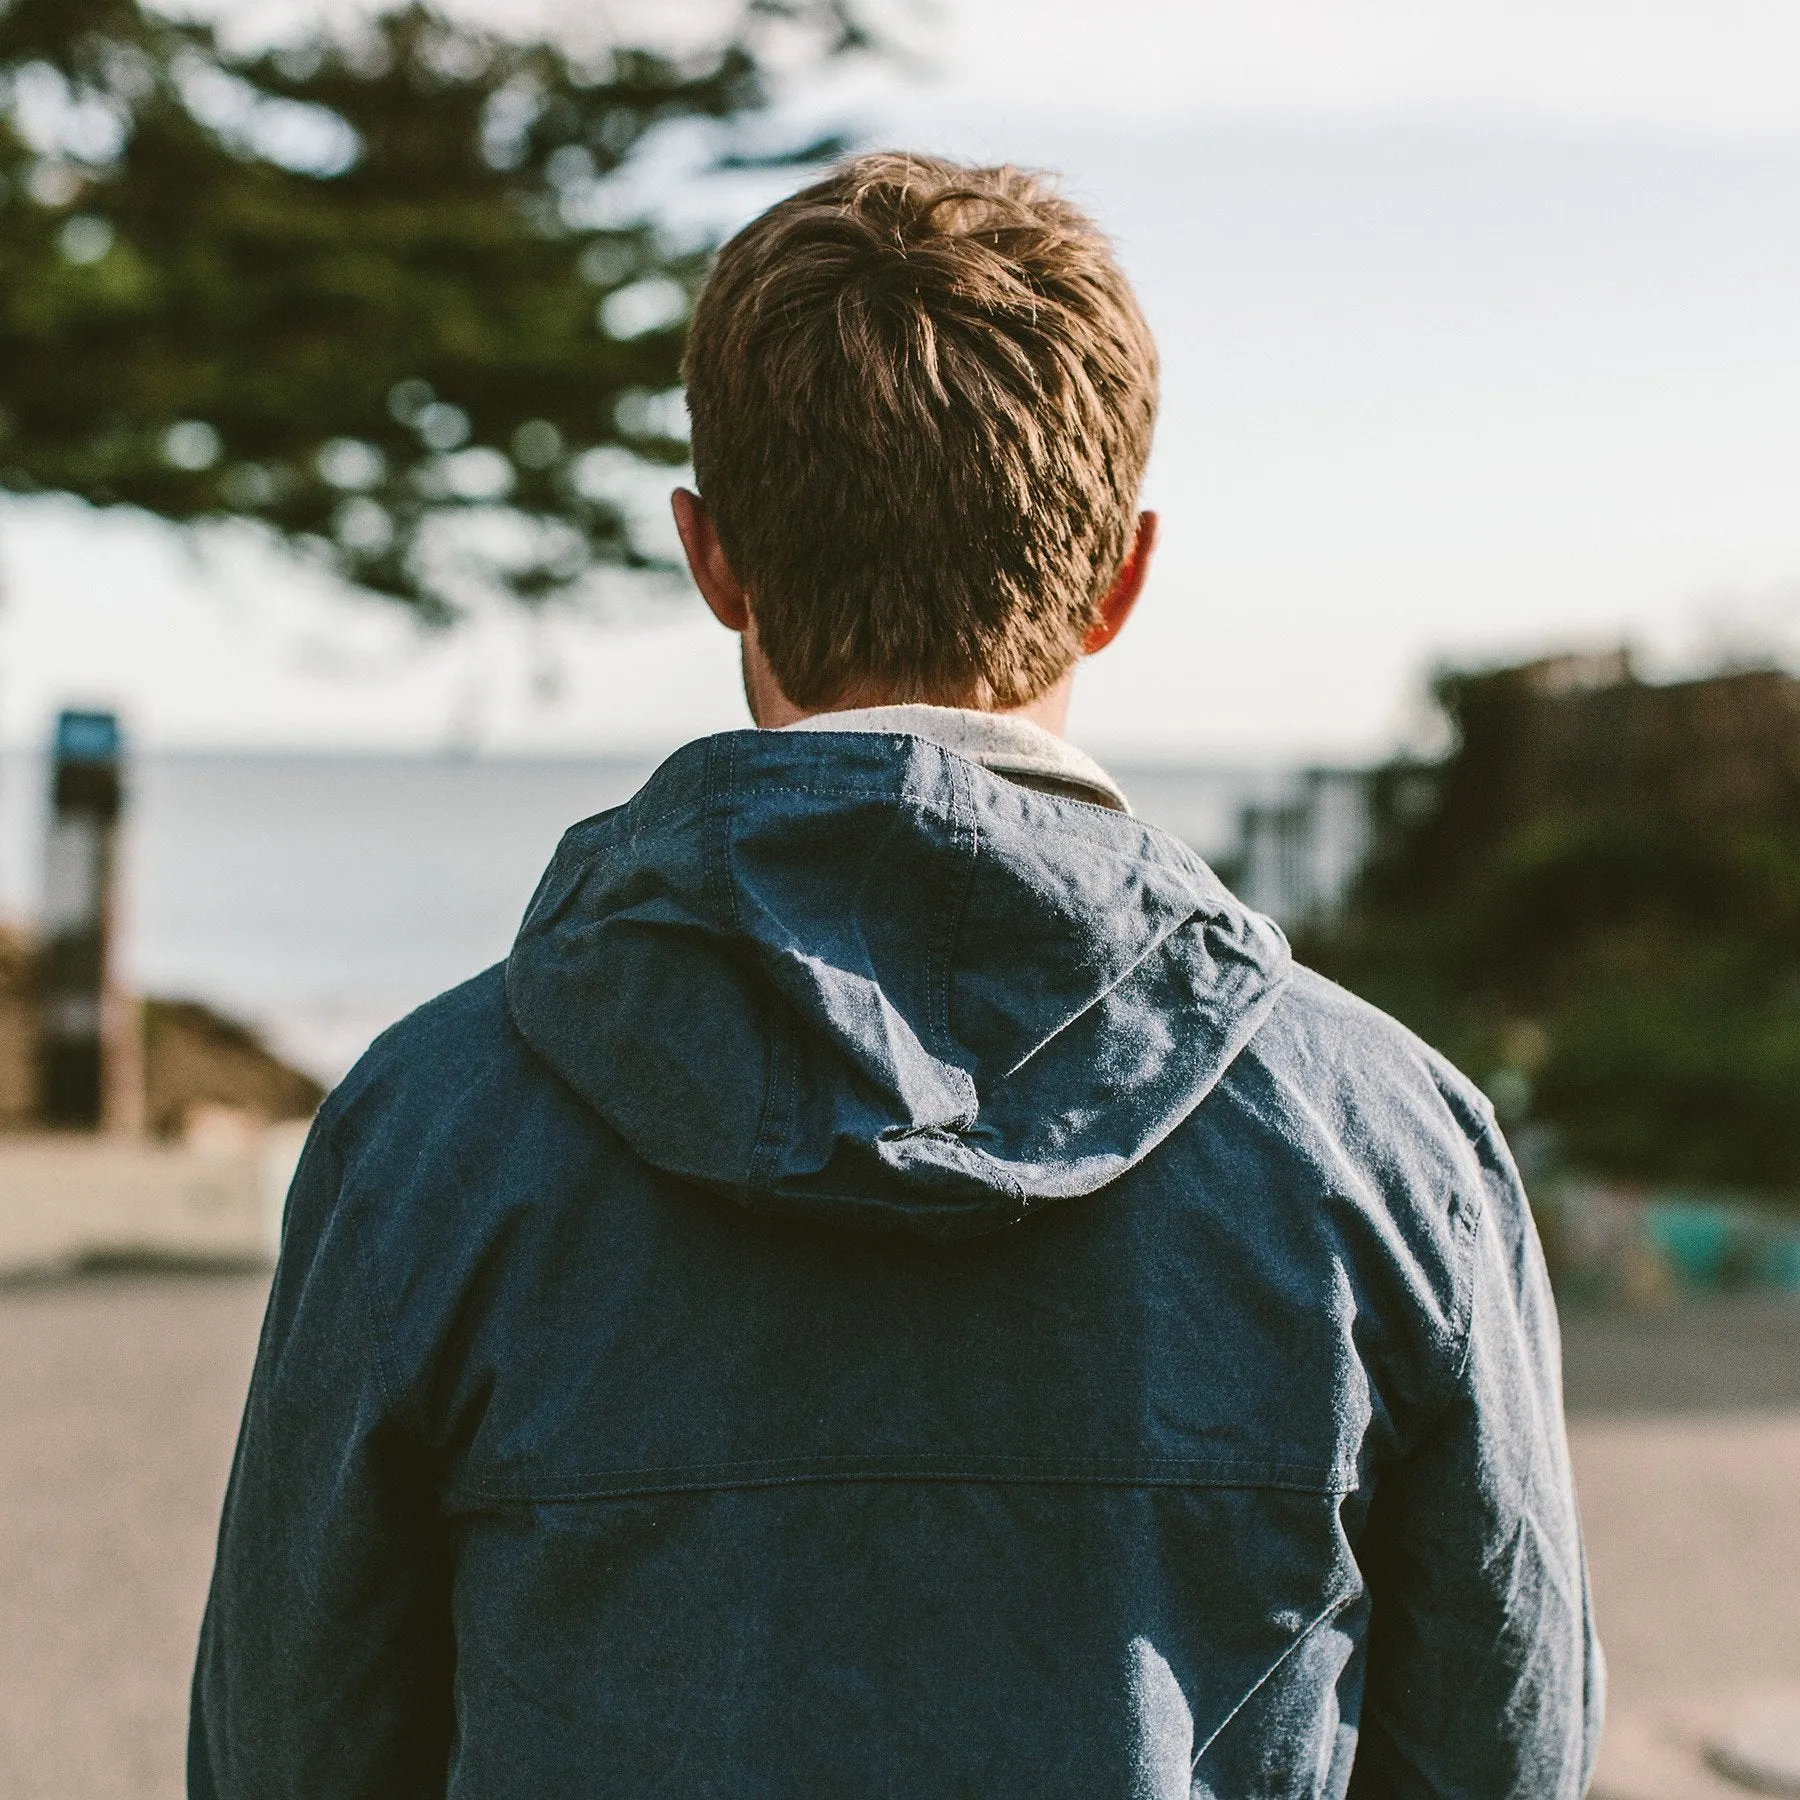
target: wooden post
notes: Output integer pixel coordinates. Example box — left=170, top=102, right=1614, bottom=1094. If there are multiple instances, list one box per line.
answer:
left=41, top=711, right=122, bottom=1129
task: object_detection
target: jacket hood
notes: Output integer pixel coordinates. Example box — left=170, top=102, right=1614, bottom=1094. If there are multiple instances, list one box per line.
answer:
left=506, top=731, right=1290, bottom=1242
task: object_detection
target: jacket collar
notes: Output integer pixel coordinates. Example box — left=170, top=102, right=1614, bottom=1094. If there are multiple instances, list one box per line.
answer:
left=779, top=704, right=1130, bottom=813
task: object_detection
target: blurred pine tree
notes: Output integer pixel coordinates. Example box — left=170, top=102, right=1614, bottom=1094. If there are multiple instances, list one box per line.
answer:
left=0, top=1, right=875, bottom=619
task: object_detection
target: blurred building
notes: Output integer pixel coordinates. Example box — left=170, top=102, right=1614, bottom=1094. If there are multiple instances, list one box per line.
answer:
left=1306, top=647, right=1800, bottom=1203
left=1234, top=769, right=1375, bottom=931
left=1359, top=648, right=1800, bottom=899
left=1225, top=648, right=1800, bottom=932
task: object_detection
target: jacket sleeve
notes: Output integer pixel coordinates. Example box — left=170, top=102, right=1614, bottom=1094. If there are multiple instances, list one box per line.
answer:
left=1348, top=1120, right=1605, bottom=1798
left=188, top=1114, right=455, bottom=1799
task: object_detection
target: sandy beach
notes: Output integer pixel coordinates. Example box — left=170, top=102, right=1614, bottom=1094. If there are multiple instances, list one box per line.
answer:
left=1, top=1272, right=1797, bottom=1799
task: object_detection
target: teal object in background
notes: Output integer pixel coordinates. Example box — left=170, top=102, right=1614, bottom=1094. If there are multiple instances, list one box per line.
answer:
left=1644, top=1198, right=1800, bottom=1292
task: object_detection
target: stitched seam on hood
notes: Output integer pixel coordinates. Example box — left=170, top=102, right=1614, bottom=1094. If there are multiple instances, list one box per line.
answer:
left=725, top=733, right=812, bottom=1200
left=926, top=751, right=981, bottom=1119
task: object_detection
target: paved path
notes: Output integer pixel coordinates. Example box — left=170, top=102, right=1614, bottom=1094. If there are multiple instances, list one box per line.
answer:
left=1562, top=1298, right=1800, bottom=1798
left=0, top=1275, right=264, bottom=1800
left=1, top=1275, right=1798, bottom=1799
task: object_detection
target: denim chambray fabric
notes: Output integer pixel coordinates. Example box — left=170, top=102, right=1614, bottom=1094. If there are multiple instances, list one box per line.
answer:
left=191, top=729, right=1603, bottom=1799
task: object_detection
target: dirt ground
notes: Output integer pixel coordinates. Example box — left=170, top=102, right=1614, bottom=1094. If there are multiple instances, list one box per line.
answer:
left=0, top=1273, right=1797, bottom=1800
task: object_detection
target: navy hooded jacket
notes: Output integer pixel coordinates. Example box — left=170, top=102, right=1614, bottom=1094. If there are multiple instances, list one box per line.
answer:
left=191, top=727, right=1603, bottom=1798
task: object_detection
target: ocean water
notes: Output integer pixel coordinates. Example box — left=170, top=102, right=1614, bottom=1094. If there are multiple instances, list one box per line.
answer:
left=0, top=749, right=1280, bottom=1083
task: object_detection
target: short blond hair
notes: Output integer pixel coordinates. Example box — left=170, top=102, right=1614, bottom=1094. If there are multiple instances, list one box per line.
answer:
left=684, top=152, right=1159, bottom=710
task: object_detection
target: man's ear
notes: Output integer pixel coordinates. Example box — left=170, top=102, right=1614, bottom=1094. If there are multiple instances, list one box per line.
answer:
left=1082, top=510, right=1158, bottom=655
left=672, top=487, right=750, bottom=632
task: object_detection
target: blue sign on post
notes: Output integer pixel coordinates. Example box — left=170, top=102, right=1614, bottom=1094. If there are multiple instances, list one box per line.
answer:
left=42, top=710, right=123, bottom=1128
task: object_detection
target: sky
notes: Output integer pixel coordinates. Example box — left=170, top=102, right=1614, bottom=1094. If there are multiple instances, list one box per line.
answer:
left=3, top=0, right=1799, bottom=761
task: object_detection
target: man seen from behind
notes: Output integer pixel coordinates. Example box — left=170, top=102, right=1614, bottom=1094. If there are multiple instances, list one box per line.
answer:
left=191, top=152, right=1603, bottom=1798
